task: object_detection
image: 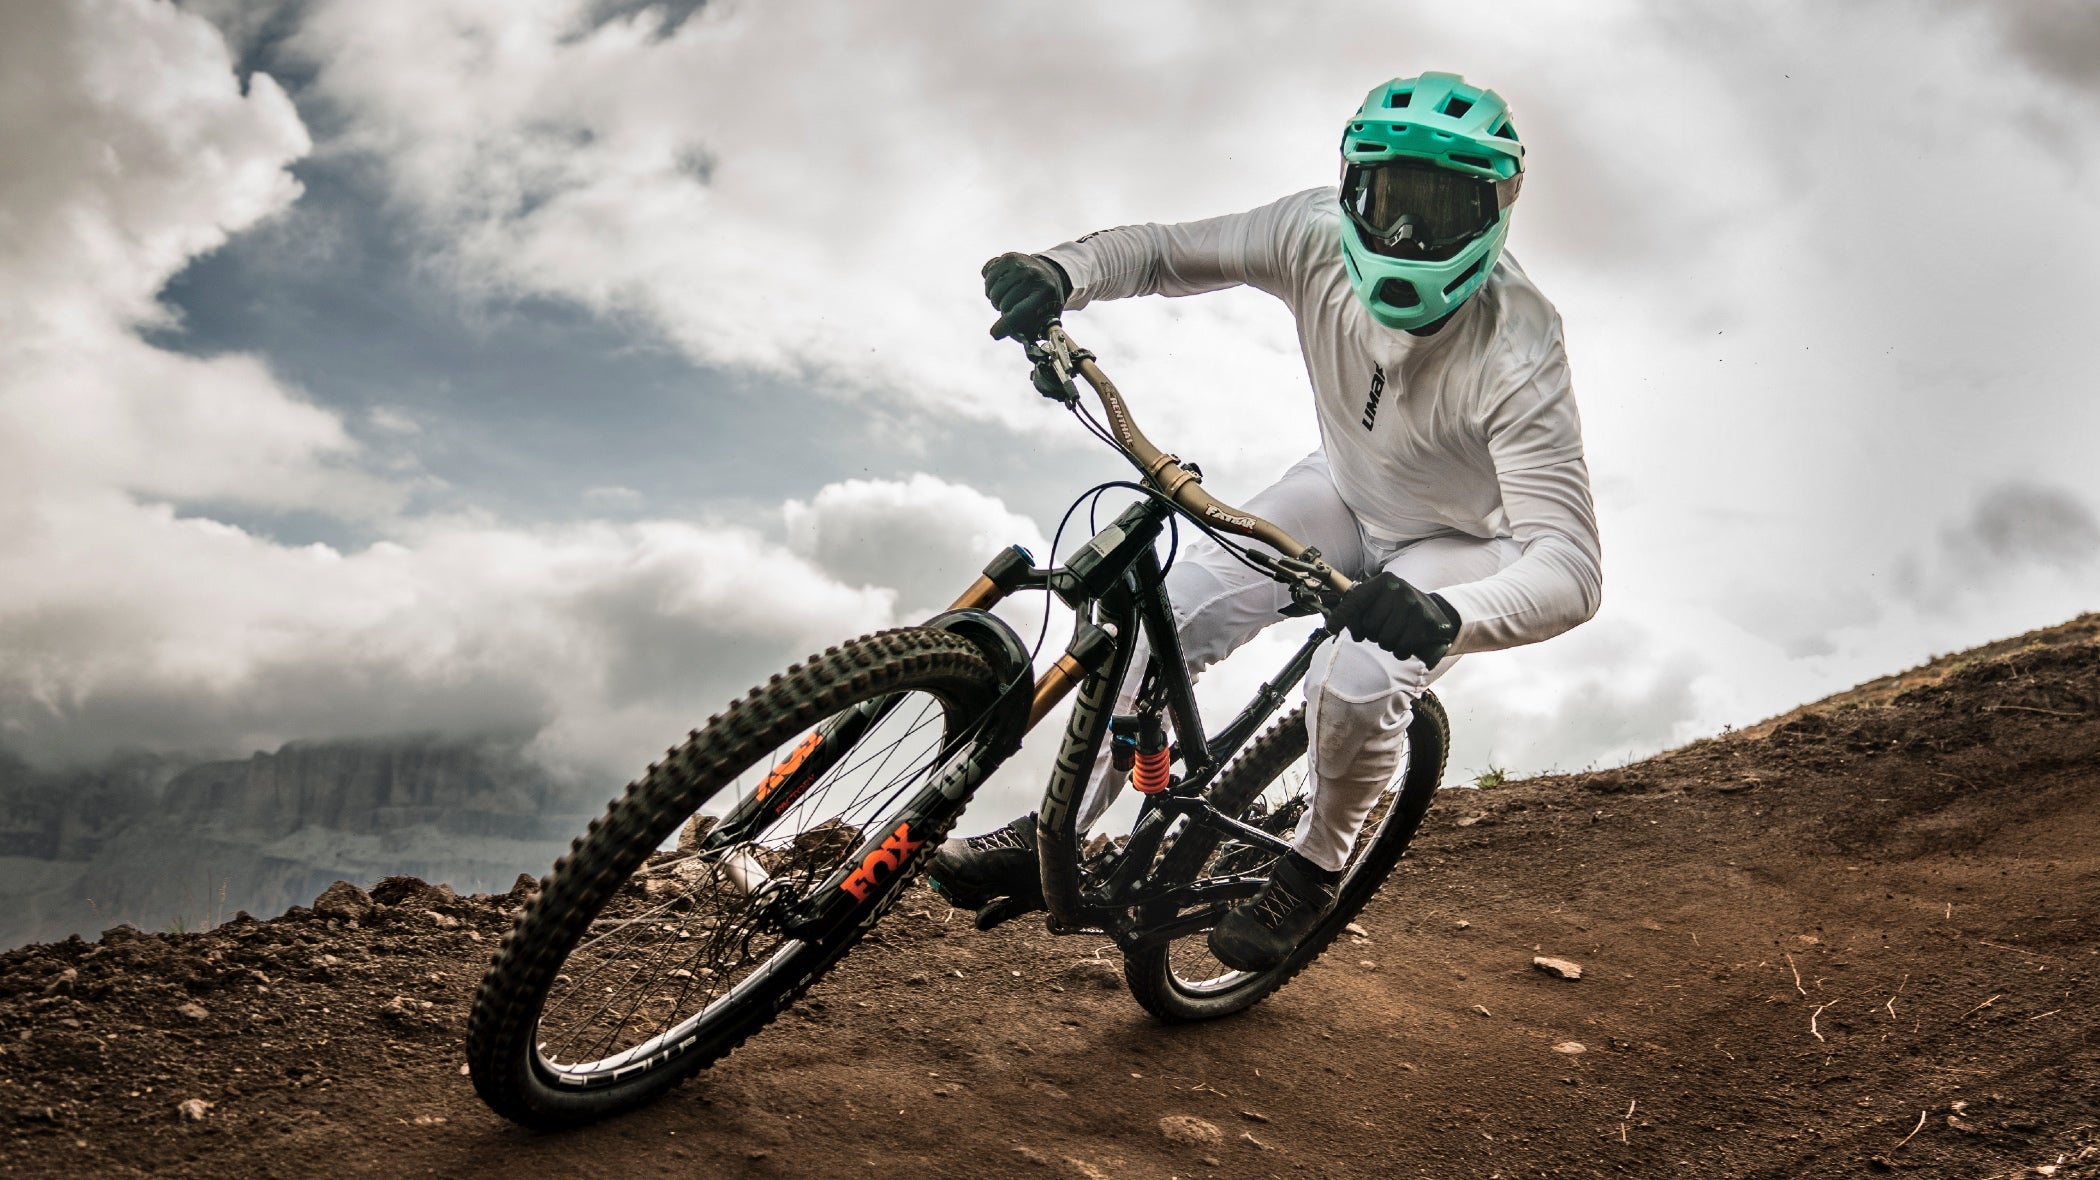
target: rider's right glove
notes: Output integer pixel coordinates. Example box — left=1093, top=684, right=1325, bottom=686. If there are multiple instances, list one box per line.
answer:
left=983, top=253, right=1071, bottom=341
left=1334, top=572, right=1461, bottom=669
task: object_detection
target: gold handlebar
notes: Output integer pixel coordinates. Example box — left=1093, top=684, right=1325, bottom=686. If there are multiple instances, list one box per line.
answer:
left=1042, top=324, right=1355, bottom=596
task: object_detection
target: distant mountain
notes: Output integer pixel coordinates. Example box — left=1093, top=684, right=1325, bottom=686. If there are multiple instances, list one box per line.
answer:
left=0, top=736, right=602, bottom=948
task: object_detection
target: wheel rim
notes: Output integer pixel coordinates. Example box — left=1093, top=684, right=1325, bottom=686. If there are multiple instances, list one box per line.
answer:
left=530, top=688, right=966, bottom=1084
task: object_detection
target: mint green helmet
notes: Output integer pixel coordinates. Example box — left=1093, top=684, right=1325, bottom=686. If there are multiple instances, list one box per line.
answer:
left=1338, top=73, right=1525, bottom=331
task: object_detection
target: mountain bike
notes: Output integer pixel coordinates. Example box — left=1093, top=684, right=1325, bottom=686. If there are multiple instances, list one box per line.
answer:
left=466, top=324, right=1451, bottom=1128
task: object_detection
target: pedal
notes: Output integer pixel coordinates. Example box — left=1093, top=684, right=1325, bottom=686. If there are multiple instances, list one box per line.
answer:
left=972, top=894, right=1047, bottom=932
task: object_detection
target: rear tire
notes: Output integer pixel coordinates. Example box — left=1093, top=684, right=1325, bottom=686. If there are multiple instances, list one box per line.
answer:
left=1123, top=692, right=1449, bottom=1022
left=467, top=628, right=1002, bottom=1128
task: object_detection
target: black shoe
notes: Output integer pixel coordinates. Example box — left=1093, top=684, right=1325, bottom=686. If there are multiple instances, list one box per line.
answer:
left=928, top=813, right=1042, bottom=913
left=1207, top=851, right=1340, bottom=972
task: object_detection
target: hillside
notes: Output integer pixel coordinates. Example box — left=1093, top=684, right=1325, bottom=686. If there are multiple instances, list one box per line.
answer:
left=1, top=616, right=2095, bottom=1178
left=0, top=736, right=599, bottom=949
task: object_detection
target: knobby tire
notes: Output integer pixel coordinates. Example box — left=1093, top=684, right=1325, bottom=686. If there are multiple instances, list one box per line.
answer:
left=1122, top=693, right=1450, bottom=1021
left=467, top=628, right=1001, bottom=1128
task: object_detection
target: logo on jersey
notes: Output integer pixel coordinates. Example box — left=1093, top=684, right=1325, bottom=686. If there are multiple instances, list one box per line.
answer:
left=1359, top=363, right=1386, bottom=432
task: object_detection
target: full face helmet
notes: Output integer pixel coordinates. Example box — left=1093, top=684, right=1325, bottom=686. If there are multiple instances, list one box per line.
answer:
left=1338, top=73, right=1524, bottom=331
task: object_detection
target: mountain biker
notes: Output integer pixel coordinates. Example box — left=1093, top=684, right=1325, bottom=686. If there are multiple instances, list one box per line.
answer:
left=932, top=73, right=1602, bottom=973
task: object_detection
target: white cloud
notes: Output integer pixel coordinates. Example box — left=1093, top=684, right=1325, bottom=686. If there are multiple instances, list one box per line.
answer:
left=784, top=473, right=1050, bottom=617
left=10, top=0, right=2098, bottom=811
left=0, top=0, right=1032, bottom=785
left=268, top=0, right=2100, bottom=782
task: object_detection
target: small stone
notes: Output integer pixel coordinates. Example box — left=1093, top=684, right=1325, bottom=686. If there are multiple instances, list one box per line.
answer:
left=175, top=1002, right=209, bottom=1022
left=1471, top=1005, right=1493, bottom=1017
left=1455, top=814, right=1484, bottom=827
left=508, top=874, right=539, bottom=899
left=1240, top=1131, right=1270, bottom=1150
left=311, top=881, right=375, bottom=924
left=1063, top=959, right=1124, bottom=991
left=1239, top=1109, right=1270, bottom=1123
left=425, top=911, right=460, bottom=930
left=1552, top=1041, right=1586, bottom=1055
left=905, top=972, right=931, bottom=987
left=177, top=1098, right=212, bottom=1122
left=1455, top=920, right=1470, bottom=930
left=1012, top=1145, right=1050, bottom=1166
left=42, top=968, right=77, bottom=996
left=1357, top=960, right=1378, bottom=970
left=1344, top=922, right=1369, bottom=937
left=1159, top=1115, right=1224, bottom=1148
left=1533, top=956, right=1584, bottom=981
left=678, top=813, right=717, bottom=853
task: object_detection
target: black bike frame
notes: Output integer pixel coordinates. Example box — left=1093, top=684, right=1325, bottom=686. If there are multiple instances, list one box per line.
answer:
left=946, top=490, right=1332, bottom=942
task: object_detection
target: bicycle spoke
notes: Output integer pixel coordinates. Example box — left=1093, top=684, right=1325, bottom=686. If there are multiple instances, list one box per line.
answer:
left=532, top=687, right=978, bottom=1076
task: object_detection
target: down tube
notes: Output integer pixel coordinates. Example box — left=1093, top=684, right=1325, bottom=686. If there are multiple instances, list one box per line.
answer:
left=1036, top=599, right=1138, bottom=931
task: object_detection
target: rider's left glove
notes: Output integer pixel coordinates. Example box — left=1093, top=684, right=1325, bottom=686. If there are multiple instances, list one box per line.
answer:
left=1334, top=572, right=1461, bottom=668
left=983, top=253, right=1071, bottom=341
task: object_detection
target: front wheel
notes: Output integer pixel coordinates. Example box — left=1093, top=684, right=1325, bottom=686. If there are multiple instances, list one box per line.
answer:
left=467, top=628, right=1005, bottom=1128
left=1123, top=692, right=1450, bottom=1022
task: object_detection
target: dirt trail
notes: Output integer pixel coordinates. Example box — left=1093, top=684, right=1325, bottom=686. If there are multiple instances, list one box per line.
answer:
left=3, top=616, right=2097, bottom=1179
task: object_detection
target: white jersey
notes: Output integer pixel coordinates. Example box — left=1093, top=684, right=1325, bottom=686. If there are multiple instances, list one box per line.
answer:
left=1040, top=186, right=1602, bottom=656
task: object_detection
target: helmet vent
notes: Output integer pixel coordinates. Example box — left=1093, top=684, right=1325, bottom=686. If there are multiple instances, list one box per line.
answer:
left=1493, top=120, right=1517, bottom=140
left=1352, top=141, right=1389, bottom=154
left=1441, top=259, right=1484, bottom=296
left=1376, top=278, right=1422, bottom=309
left=1441, top=95, right=1474, bottom=118
left=1450, top=153, right=1493, bottom=169
left=1386, top=90, right=1413, bottom=108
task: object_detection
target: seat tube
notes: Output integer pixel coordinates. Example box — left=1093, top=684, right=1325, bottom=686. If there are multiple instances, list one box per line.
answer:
left=1129, top=545, right=1207, bottom=760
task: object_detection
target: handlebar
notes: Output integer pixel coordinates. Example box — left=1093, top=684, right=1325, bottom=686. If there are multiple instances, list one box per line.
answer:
left=1035, top=324, right=1355, bottom=597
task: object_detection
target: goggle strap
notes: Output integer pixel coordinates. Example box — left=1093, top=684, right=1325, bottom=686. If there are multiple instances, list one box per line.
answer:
left=1495, top=172, right=1523, bottom=210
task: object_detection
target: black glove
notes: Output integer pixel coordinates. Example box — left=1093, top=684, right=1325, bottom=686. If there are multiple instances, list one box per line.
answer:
left=1333, top=572, right=1461, bottom=667
left=982, top=252, right=1071, bottom=341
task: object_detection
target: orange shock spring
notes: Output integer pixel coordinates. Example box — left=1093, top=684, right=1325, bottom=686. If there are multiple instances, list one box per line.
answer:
left=1131, top=746, right=1171, bottom=795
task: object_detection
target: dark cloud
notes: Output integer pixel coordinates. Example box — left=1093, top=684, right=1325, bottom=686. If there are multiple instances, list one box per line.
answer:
left=1981, top=0, right=2100, bottom=94
left=147, top=148, right=1116, bottom=544
left=575, top=0, right=710, bottom=41
left=1942, top=481, right=2100, bottom=569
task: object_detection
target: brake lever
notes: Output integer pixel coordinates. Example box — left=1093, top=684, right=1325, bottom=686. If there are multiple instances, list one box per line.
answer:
left=1022, top=328, right=1080, bottom=405
left=1248, top=549, right=1345, bottom=623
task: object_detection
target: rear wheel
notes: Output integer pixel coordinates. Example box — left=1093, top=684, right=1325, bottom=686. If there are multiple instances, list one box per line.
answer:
left=1123, top=692, right=1450, bottom=1022
left=467, top=628, right=1003, bottom=1128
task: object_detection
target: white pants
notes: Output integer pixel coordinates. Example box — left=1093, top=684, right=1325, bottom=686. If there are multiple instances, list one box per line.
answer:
left=1078, top=452, right=1519, bottom=871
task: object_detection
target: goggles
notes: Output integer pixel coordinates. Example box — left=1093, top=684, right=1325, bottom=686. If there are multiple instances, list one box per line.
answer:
left=1341, top=159, right=1521, bottom=261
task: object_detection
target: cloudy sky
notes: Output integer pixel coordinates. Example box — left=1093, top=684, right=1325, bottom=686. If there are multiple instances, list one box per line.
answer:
left=3, top=0, right=2096, bottom=817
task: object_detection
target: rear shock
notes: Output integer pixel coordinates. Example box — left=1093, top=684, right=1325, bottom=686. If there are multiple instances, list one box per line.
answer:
left=1110, top=713, right=1171, bottom=795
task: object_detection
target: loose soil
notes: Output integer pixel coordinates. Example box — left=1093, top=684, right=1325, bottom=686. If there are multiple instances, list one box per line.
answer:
left=3, top=616, right=2097, bottom=1179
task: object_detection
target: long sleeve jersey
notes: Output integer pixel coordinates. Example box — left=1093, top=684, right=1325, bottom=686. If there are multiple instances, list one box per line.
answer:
left=1039, top=187, right=1602, bottom=656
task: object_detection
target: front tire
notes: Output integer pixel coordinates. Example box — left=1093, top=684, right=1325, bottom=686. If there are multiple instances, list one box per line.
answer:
left=1123, top=693, right=1450, bottom=1022
left=467, top=628, right=1002, bottom=1128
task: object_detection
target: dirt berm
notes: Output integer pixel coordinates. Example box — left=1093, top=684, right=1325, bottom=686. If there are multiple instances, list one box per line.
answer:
left=3, top=617, right=2096, bottom=1179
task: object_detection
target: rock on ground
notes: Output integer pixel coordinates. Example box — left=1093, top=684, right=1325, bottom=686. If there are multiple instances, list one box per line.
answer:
left=311, top=881, right=375, bottom=924
left=1158, top=1115, right=1223, bottom=1148
left=1532, top=955, right=1583, bottom=980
